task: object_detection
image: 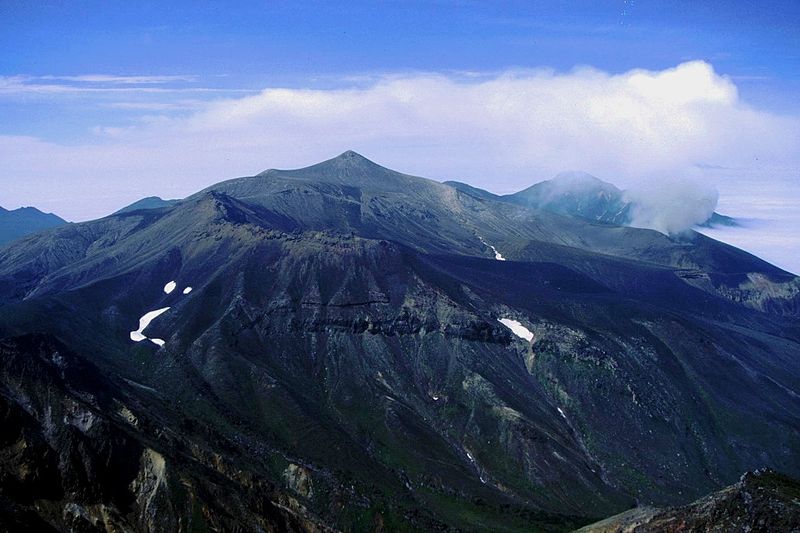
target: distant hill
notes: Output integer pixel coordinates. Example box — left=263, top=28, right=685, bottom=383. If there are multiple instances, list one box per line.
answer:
left=699, top=211, right=739, bottom=228
left=0, top=206, right=66, bottom=246
left=112, top=196, right=180, bottom=215
left=505, top=171, right=632, bottom=225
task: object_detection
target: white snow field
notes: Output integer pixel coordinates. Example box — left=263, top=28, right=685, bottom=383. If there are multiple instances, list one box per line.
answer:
left=130, top=306, right=171, bottom=343
left=497, top=318, right=533, bottom=341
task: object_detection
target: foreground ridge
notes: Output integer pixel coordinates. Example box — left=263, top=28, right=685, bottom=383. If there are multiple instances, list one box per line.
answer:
left=578, top=469, right=800, bottom=532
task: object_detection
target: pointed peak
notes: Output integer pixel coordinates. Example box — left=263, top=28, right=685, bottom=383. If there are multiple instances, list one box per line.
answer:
left=257, top=150, right=379, bottom=177
left=338, top=150, right=366, bottom=160
left=247, top=151, right=437, bottom=193
left=328, top=150, right=378, bottom=167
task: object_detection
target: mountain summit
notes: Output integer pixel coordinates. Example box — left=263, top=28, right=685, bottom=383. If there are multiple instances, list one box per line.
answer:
left=0, top=153, right=798, bottom=531
left=260, top=150, right=378, bottom=176
left=255, top=149, right=426, bottom=191
left=302, top=149, right=378, bottom=170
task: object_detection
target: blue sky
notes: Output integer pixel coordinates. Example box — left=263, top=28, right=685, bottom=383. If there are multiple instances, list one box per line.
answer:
left=2, top=0, right=799, bottom=139
left=1, top=1, right=799, bottom=271
left=3, top=1, right=798, bottom=81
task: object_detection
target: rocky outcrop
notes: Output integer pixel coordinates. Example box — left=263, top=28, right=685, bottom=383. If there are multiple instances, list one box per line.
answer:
left=0, top=334, right=326, bottom=532
left=577, top=469, right=800, bottom=532
left=284, top=464, right=314, bottom=499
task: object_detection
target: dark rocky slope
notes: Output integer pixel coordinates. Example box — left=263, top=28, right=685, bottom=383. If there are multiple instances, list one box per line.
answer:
left=578, top=469, right=800, bottom=532
left=0, top=334, right=326, bottom=532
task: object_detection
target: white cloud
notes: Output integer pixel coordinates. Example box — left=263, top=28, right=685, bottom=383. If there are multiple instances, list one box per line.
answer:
left=0, top=75, right=253, bottom=95
left=624, top=179, right=720, bottom=235
left=0, top=61, right=798, bottom=229
left=39, top=74, right=199, bottom=84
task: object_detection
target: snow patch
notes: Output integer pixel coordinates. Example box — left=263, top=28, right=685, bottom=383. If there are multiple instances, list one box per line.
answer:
left=490, top=245, right=505, bottom=261
left=464, top=450, right=487, bottom=484
left=129, top=280, right=194, bottom=348
left=478, top=236, right=506, bottom=261
left=130, top=307, right=170, bottom=343
left=498, top=318, right=534, bottom=342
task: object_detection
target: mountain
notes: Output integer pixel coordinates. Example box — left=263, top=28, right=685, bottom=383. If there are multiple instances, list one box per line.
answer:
left=505, top=171, right=632, bottom=225
left=699, top=211, right=739, bottom=228
left=579, top=469, right=800, bottom=532
left=489, top=171, right=738, bottom=230
left=113, top=196, right=180, bottom=215
left=0, top=151, right=798, bottom=531
left=0, top=206, right=66, bottom=246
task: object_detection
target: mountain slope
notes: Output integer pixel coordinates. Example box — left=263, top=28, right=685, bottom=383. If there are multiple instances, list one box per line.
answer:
left=0, top=206, right=67, bottom=247
left=0, top=152, right=798, bottom=531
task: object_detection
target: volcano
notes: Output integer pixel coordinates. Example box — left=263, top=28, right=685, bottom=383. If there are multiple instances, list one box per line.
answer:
left=1, top=152, right=798, bottom=531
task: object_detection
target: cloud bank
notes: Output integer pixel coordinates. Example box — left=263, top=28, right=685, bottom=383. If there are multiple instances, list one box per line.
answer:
left=0, top=60, right=798, bottom=223
left=697, top=179, right=800, bottom=275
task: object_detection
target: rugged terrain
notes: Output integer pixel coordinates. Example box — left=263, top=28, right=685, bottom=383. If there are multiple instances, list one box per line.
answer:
left=0, top=151, right=798, bottom=531
left=578, top=468, right=800, bottom=532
